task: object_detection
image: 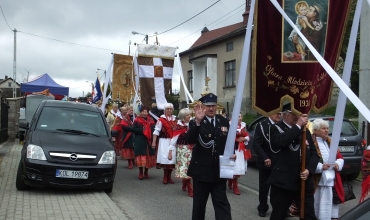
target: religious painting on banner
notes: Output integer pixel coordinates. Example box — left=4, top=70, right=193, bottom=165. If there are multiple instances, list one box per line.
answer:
left=112, top=54, right=134, bottom=103
left=136, top=44, right=176, bottom=109
left=252, top=0, right=351, bottom=115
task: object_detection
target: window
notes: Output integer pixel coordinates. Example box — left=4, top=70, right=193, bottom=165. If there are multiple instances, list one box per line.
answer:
left=8, top=82, right=11, bottom=87
left=188, top=70, right=193, bottom=92
left=226, top=42, right=233, bottom=52
left=225, top=60, right=236, bottom=87
left=36, top=107, right=108, bottom=136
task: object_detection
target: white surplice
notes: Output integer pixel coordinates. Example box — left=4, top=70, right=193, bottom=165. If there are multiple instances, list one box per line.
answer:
left=314, top=137, right=344, bottom=219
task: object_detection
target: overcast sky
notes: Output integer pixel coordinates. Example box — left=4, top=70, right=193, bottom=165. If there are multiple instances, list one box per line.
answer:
left=0, top=0, right=246, bottom=97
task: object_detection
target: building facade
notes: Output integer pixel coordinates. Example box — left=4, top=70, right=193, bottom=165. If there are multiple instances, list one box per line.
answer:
left=0, top=76, right=21, bottom=98
left=179, top=1, right=253, bottom=115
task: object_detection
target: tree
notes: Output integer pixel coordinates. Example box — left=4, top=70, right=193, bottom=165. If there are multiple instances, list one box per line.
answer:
left=339, top=0, right=360, bottom=96
left=166, top=93, right=179, bottom=111
left=85, top=92, right=92, bottom=97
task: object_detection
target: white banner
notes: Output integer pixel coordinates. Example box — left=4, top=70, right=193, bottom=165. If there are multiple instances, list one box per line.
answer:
left=100, top=55, right=114, bottom=113
left=176, top=52, right=194, bottom=104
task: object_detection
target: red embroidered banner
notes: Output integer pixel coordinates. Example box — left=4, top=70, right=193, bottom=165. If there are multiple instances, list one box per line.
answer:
left=252, top=0, right=351, bottom=115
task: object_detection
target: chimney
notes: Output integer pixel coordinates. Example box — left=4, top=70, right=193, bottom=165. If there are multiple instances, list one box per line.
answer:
left=5, top=75, right=8, bottom=79
left=242, top=0, right=251, bottom=25
left=201, top=26, right=209, bottom=35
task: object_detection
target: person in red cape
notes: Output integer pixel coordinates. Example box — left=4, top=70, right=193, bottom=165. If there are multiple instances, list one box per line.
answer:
left=312, top=119, right=344, bottom=220
left=111, top=117, right=122, bottom=156
left=169, top=108, right=193, bottom=197
left=360, top=145, right=370, bottom=203
left=120, top=106, right=135, bottom=169
left=152, top=103, right=177, bottom=184
left=122, top=105, right=156, bottom=180
left=227, top=113, right=250, bottom=195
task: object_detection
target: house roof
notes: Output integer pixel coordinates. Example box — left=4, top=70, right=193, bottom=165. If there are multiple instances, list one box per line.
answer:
left=180, top=22, right=246, bottom=55
left=0, top=77, right=20, bottom=86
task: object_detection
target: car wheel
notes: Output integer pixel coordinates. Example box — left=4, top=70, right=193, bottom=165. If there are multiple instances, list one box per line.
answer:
left=346, top=172, right=360, bottom=181
left=16, top=161, right=29, bottom=190
left=104, top=184, right=113, bottom=193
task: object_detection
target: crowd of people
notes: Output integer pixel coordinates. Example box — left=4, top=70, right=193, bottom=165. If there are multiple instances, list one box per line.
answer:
left=252, top=103, right=351, bottom=220
left=96, top=93, right=369, bottom=220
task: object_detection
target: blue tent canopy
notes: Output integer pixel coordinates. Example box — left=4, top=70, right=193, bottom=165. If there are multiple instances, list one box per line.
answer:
left=20, top=73, right=69, bottom=96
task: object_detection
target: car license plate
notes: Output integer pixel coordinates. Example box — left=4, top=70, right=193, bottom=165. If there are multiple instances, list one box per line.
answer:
left=56, top=169, right=89, bottom=179
left=339, top=146, right=354, bottom=152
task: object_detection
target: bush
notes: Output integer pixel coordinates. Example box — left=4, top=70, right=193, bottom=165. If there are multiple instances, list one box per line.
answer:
left=320, top=103, right=358, bottom=119
left=243, top=113, right=259, bottom=124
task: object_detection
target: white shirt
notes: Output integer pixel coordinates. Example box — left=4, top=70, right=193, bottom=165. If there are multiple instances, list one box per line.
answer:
left=206, top=116, right=215, bottom=126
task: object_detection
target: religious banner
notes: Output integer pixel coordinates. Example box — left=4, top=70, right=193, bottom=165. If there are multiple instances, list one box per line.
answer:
left=112, top=54, right=134, bottom=103
left=136, top=44, right=176, bottom=109
left=252, top=0, right=351, bottom=115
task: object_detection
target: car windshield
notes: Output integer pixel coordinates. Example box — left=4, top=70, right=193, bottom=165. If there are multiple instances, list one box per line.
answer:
left=35, top=106, right=108, bottom=137
left=324, top=119, right=358, bottom=136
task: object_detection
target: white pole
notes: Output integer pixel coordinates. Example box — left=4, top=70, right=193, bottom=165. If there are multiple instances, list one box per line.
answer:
left=223, top=0, right=256, bottom=157
left=328, top=0, right=363, bottom=163
left=13, top=29, right=17, bottom=98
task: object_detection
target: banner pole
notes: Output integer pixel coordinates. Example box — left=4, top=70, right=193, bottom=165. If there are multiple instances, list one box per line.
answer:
left=328, top=0, right=363, bottom=163
left=223, top=0, right=256, bottom=157
left=299, top=127, right=307, bottom=220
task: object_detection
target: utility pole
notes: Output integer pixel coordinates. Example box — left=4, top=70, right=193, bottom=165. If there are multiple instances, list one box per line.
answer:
left=13, top=29, right=17, bottom=98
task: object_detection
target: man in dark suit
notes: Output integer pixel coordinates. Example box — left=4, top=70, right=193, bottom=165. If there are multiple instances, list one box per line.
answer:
left=253, top=112, right=281, bottom=217
left=186, top=93, right=232, bottom=220
left=268, top=103, right=319, bottom=220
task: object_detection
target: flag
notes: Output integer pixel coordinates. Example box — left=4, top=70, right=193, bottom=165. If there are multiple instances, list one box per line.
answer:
left=134, top=44, right=176, bottom=110
left=92, top=77, right=102, bottom=103
left=252, top=0, right=351, bottom=115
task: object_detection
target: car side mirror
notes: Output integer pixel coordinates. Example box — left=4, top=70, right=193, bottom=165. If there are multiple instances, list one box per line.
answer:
left=111, top=130, right=119, bottom=137
left=19, top=121, right=29, bottom=130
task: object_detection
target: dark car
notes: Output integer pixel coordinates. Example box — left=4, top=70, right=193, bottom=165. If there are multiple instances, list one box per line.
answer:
left=339, top=197, right=370, bottom=220
left=16, top=100, right=118, bottom=193
left=247, top=115, right=366, bottom=181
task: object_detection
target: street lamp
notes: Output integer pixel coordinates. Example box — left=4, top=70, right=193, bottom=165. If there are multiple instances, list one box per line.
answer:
left=132, top=31, right=148, bottom=44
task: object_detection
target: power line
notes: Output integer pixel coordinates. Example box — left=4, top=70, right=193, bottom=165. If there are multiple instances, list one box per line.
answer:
left=155, top=0, right=221, bottom=36
left=1, top=2, right=242, bottom=54
left=18, top=30, right=128, bottom=53
left=0, top=5, right=12, bottom=31
left=168, top=3, right=245, bottom=46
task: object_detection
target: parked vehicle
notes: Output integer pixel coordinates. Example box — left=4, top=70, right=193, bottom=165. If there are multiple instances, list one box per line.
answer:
left=339, top=196, right=370, bottom=220
left=247, top=115, right=366, bottom=181
left=16, top=100, right=118, bottom=193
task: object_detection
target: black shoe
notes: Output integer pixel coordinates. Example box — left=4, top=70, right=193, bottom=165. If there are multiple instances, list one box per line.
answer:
left=258, top=211, right=266, bottom=217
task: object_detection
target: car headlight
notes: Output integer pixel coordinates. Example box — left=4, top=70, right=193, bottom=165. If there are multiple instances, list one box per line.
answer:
left=27, top=144, right=47, bottom=160
left=98, top=151, right=116, bottom=164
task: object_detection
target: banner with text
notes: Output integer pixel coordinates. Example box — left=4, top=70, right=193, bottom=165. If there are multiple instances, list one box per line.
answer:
left=252, top=0, right=351, bottom=114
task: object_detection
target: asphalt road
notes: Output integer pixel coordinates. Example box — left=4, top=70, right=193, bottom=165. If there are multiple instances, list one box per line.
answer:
left=109, top=159, right=364, bottom=220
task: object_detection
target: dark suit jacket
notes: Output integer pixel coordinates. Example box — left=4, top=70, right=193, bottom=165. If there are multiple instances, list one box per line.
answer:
left=186, top=114, right=229, bottom=182
left=267, top=121, right=319, bottom=191
left=253, top=118, right=275, bottom=170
